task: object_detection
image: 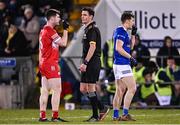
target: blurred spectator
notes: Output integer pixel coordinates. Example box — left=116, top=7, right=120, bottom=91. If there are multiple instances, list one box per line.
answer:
left=165, top=56, right=180, bottom=105
left=38, top=0, right=73, bottom=17
left=0, top=0, right=10, bottom=44
left=156, top=36, right=180, bottom=68
left=132, top=58, right=145, bottom=85
left=0, top=17, right=30, bottom=57
left=140, top=68, right=158, bottom=106
left=19, top=5, right=40, bottom=52
left=173, top=70, right=180, bottom=105
left=0, top=0, right=10, bottom=24
left=102, top=39, right=114, bottom=78
left=16, top=0, right=39, bottom=14
left=132, top=58, right=146, bottom=103
left=131, top=34, right=150, bottom=66
left=7, top=0, right=19, bottom=17
left=165, top=56, right=180, bottom=81
left=154, top=65, right=172, bottom=106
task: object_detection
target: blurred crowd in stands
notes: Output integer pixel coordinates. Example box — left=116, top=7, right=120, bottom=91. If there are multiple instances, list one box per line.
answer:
left=0, top=0, right=73, bottom=57
left=101, top=34, right=180, bottom=106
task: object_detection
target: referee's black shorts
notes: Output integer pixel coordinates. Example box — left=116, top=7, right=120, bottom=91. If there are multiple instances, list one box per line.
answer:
left=81, top=57, right=101, bottom=83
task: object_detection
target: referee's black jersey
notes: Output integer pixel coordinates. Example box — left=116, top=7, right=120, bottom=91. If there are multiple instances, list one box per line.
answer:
left=82, top=21, right=101, bottom=59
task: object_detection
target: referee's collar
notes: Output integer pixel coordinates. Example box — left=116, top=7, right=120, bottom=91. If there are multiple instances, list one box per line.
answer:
left=85, top=21, right=96, bottom=31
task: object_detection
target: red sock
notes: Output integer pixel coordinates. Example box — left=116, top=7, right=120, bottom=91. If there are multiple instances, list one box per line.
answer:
left=40, top=111, right=46, bottom=119
left=52, top=111, right=59, bottom=119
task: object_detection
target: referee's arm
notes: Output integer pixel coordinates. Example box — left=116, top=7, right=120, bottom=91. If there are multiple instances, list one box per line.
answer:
left=85, top=41, right=96, bottom=62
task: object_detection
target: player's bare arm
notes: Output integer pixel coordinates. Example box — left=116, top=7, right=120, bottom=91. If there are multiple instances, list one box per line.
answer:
left=60, top=30, right=68, bottom=47
left=130, top=35, right=135, bottom=49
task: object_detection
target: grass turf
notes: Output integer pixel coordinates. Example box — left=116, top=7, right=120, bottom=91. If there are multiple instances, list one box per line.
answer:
left=0, top=108, right=180, bottom=124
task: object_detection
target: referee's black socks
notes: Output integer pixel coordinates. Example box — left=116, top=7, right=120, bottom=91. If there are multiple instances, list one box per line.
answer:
left=87, top=92, right=98, bottom=118
left=88, top=91, right=105, bottom=116
left=94, top=91, right=104, bottom=110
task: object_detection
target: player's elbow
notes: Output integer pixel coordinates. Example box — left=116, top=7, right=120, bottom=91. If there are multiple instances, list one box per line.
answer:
left=61, top=43, right=67, bottom=47
left=60, top=40, right=68, bottom=47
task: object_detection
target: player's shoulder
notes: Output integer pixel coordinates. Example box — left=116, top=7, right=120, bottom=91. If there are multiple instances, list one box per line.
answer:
left=43, top=25, right=53, bottom=32
left=42, top=25, right=56, bottom=36
left=115, top=26, right=126, bottom=33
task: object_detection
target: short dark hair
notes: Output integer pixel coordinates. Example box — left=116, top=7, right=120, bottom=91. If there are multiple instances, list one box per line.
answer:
left=167, top=56, right=174, bottom=60
left=142, top=68, right=151, bottom=77
left=164, top=36, right=172, bottom=42
left=82, top=7, right=94, bottom=17
left=45, top=9, right=60, bottom=20
left=121, top=11, right=134, bottom=23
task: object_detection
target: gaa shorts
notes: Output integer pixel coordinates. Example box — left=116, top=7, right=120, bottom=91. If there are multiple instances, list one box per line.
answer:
left=113, top=64, right=133, bottom=80
left=39, top=63, right=60, bottom=79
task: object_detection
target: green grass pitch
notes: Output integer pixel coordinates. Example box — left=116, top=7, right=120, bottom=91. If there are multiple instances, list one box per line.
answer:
left=0, top=108, right=180, bottom=124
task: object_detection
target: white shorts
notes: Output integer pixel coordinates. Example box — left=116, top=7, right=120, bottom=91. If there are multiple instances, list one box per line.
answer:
left=113, top=64, right=133, bottom=79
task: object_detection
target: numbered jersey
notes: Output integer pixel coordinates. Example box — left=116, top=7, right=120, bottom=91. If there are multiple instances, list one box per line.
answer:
left=39, top=25, right=61, bottom=65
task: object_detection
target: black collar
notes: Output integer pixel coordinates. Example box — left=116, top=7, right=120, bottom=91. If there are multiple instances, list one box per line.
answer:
left=85, top=21, right=96, bottom=31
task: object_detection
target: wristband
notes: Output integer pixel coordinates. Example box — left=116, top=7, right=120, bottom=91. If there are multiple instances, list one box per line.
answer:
left=83, top=60, right=88, bottom=65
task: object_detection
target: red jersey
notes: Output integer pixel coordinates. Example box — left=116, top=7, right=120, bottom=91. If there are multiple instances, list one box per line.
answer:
left=39, top=25, right=62, bottom=78
left=39, top=25, right=61, bottom=65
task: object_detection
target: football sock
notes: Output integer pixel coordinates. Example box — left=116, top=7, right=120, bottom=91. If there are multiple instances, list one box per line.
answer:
left=88, top=92, right=99, bottom=118
left=40, top=111, right=46, bottom=119
left=113, top=109, right=119, bottom=118
left=52, top=111, right=59, bottom=119
left=123, top=108, right=128, bottom=115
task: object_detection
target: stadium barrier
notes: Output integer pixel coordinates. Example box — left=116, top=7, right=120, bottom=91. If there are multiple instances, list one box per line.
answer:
left=0, top=57, right=34, bottom=109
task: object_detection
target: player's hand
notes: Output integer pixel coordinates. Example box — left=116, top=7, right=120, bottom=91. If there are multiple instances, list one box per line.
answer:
left=79, top=63, right=87, bottom=72
left=131, top=25, right=137, bottom=35
left=62, top=20, right=69, bottom=30
left=130, top=56, right=138, bottom=66
left=5, top=47, right=11, bottom=54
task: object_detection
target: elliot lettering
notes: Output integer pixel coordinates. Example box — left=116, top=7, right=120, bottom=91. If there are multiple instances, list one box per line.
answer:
left=134, top=10, right=176, bottom=29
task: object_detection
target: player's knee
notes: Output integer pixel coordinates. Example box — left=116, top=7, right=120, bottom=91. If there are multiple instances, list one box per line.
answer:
left=41, top=88, right=49, bottom=95
left=130, top=87, right=136, bottom=95
left=120, top=88, right=126, bottom=95
left=54, top=87, right=62, bottom=94
left=80, top=87, right=88, bottom=93
left=40, top=89, right=49, bottom=103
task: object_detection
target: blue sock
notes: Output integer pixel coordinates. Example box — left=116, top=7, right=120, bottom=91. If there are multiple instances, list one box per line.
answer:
left=113, top=109, right=119, bottom=118
left=123, top=108, right=128, bottom=115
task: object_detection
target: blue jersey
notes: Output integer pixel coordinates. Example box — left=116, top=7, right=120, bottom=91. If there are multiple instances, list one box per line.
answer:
left=113, top=26, right=131, bottom=65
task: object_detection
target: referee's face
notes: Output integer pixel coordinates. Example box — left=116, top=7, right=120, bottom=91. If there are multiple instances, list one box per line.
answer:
left=81, top=11, right=92, bottom=25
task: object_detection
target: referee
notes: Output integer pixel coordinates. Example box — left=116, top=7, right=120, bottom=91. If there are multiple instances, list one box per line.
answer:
left=79, top=7, right=109, bottom=122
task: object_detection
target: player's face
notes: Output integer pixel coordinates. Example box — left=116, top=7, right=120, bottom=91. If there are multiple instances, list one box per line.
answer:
left=128, top=18, right=135, bottom=29
left=54, top=14, right=61, bottom=25
left=81, top=11, right=92, bottom=25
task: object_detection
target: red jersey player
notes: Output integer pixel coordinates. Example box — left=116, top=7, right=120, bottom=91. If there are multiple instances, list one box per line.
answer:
left=39, top=9, right=69, bottom=122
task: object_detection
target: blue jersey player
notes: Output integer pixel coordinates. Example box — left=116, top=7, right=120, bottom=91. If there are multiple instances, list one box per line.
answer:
left=112, top=12, right=137, bottom=121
